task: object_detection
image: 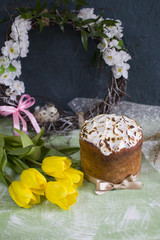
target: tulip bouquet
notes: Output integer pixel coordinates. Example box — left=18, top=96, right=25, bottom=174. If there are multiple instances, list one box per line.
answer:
left=0, top=128, right=83, bottom=210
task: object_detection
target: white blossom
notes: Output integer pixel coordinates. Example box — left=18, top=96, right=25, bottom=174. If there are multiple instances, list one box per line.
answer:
left=77, top=8, right=97, bottom=28
left=11, top=60, right=22, bottom=77
left=5, top=88, right=17, bottom=101
left=115, top=20, right=123, bottom=39
left=1, top=40, right=20, bottom=60
left=0, top=70, right=13, bottom=86
left=19, top=39, right=30, bottom=57
left=11, top=16, right=31, bottom=39
left=103, top=26, right=118, bottom=39
left=11, top=80, right=25, bottom=95
left=0, top=56, right=11, bottom=68
left=109, top=39, right=119, bottom=49
left=97, top=38, right=108, bottom=52
left=103, top=48, right=122, bottom=66
left=119, top=50, right=131, bottom=63
left=103, top=18, right=123, bottom=39
left=77, top=8, right=97, bottom=21
left=112, top=63, right=130, bottom=79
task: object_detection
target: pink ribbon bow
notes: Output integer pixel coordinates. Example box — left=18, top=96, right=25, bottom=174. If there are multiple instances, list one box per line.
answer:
left=0, top=94, right=41, bottom=136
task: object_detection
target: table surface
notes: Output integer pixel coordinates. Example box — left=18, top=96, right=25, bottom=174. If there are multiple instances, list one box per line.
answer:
left=1, top=101, right=160, bottom=240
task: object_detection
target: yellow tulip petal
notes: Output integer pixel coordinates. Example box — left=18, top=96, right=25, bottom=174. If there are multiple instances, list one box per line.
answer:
left=30, top=194, right=40, bottom=205
left=20, top=168, right=46, bottom=191
left=63, top=167, right=84, bottom=188
left=66, top=190, right=78, bottom=206
left=9, top=181, right=33, bottom=208
left=56, top=186, right=78, bottom=210
left=45, top=180, right=79, bottom=210
left=31, top=188, right=45, bottom=195
left=45, top=181, right=67, bottom=203
left=42, top=156, right=71, bottom=178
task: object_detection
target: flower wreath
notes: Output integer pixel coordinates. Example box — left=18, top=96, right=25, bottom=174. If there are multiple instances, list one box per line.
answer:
left=0, top=0, right=131, bottom=133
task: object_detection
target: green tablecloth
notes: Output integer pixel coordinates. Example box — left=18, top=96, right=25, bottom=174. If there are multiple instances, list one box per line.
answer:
left=1, top=102, right=160, bottom=240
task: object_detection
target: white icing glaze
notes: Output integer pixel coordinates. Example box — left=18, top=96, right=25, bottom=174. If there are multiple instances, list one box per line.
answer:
left=80, top=114, right=142, bottom=156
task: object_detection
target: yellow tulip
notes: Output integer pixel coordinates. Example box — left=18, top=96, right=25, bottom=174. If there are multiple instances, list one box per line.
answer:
left=41, top=156, right=71, bottom=178
left=57, top=167, right=84, bottom=188
left=9, top=181, right=40, bottom=208
left=20, top=168, right=46, bottom=195
left=45, top=180, right=78, bottom=210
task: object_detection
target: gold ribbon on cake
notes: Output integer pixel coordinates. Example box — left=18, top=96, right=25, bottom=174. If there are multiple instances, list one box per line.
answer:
left=85, top=172, right=142, bottom=195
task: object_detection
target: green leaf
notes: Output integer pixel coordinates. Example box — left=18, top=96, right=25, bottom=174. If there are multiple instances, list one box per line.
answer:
left=25, top=146, right=42, bottom=161
left=0, top=137, right=4, bottom=148
left=14, top=129, right=33, bottom=148
left=0, top=147, right=4, bottom=167
left=20, top=12, right=33, bottom=19
left=118, top=39, right=123, bottom=48
left=4, top=135, right=22, bottom=147
left=100, top=19, right=117, bottom=27
left=35, top=0, right=42, bottom=13
left=7, top=145, right=33, bottom=156
left=7, top=64, right=16, bottom=72
left=0, top=149, right=7, bottom=173
left=7, top=160, right=23, bottom=174
left=0, top=66, right=5, bottom=75
left=9, top=158, right=25, bottom=174
left=0, top=16, right=10, bottom=24
left=37, top=18, right=44, bottom=32
left=43, top=148, right=65, bottom=158
left=90, top=31, right=108, bottom=38
left=32, top=128, right=44, bottom=145
left=95, top=13, right=103, bottom=23
left=52, top=2, right=58, bottom=13
left=59, top=147, right=80, bottom=155
left=81, top=31, right=88, bottom=51
left=12, top=157, right=28, bottom=170
left=58, top=22, right=64, bottom=32
left=81, top=18, right=96, bottom=26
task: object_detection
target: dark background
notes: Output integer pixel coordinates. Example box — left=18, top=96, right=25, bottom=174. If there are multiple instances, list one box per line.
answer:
left=0, top=0, right=160, bottom=110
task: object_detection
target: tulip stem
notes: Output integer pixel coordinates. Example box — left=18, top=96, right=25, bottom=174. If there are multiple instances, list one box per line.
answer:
left=27, top=159, right=42, bottom=166
left=4, top=175, right=12, bottom=184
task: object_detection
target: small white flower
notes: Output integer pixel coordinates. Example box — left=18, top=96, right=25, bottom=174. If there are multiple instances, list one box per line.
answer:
left=1, top=40, right=20, bottom=60
left=77, top=8, right=97, bottom=21
left=0, top=56, right=11, bottom=68
left=5, top=88, right=18, bottom=101
left=103, top=48, right=121, bottom=66
left=12, top=80, right=25, bottom=95
left=115, top=20, right=123, bottom=39
left=15, top=16, right=31, bottom=31
left=11, top=16, right=31, bottom=35
left=10, top=28, right=19, bottom=42
left=103, top=18, right=123, bottom=39
left=112, top=63, right=130, bottom=79
left=119, top=50, right=131, bottom=62
left=77, top=8, right=97, bottom=29
left=109, top=39, right=119, bottom=49
left=11, top=60, right=21, bottom=77
left=19, top=39, right=29, bottom=58
left=97, top=38, right=108, bottom=52
left=0, top=70, right=13, bottom=86
left=104, top=25, right=118, bottom=39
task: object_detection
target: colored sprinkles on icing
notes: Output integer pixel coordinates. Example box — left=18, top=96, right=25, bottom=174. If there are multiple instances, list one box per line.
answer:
left=80, top=114, right=142, bottom=156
